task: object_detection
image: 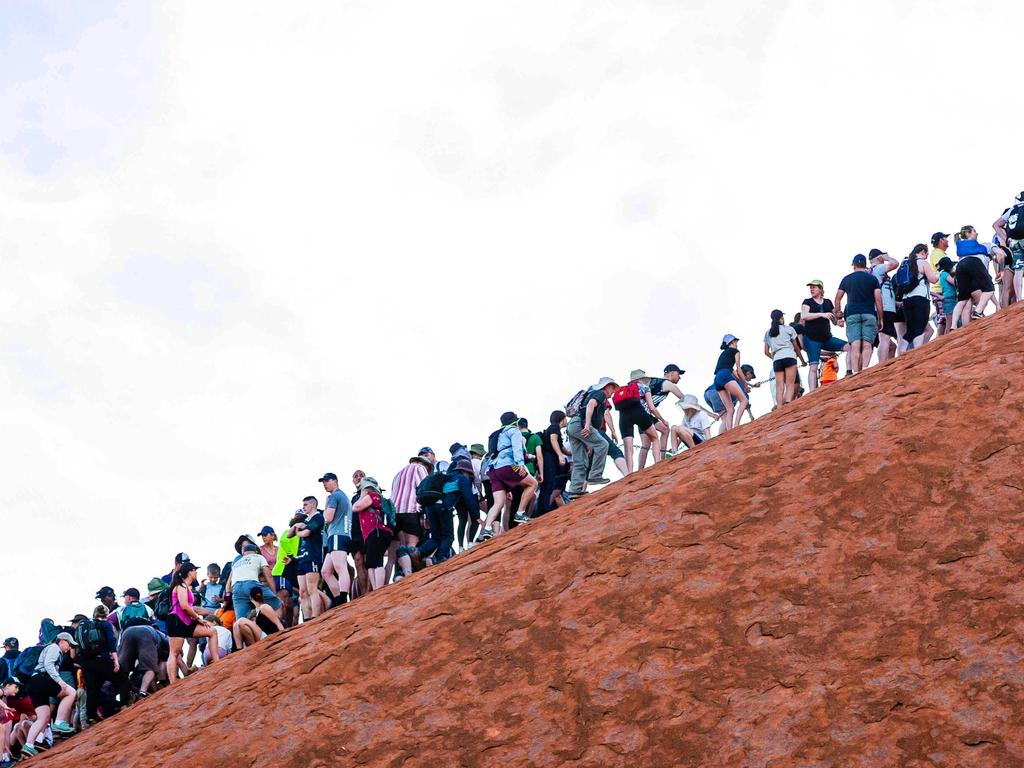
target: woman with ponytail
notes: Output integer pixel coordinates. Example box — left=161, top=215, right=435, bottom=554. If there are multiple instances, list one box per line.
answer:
left=951, top=225, right=996, bottom=330
left=900, top=244, right=939, bottom=350
left=712, top=334, right=748, bottom=431
left=763, top=309, right=799, bottom=407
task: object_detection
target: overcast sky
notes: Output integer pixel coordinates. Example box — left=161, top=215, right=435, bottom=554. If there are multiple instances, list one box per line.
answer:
left=2, top=0, right=1021, bottom=645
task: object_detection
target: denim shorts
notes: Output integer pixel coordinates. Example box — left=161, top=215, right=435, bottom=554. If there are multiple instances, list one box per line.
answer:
left=803, top=335, right=847, bottom=365
left=845, top=313, right=877, bottom=343
left=713, top=368, right=737, bottom=390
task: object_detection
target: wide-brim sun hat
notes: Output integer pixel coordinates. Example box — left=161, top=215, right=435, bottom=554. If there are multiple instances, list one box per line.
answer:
left=677, top=394, right=701, bottom=412
left=593, top=376, right=619, bottom=390
left=629, top=368, right=649, bottom=382
left=359, top=476, right=381, bottom=491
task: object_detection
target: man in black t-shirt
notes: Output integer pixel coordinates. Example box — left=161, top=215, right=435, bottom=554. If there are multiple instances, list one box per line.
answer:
left=640, top=364, right=685, bottom=468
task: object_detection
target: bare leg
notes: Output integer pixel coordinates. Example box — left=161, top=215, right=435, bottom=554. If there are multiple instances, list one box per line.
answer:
left=623, top=436, right=635, bottom=474
left=642, top=426, right=661, bottom=463
left=301, top=572, right=321, bottom=619
left=807, top=363, right=819, bottom=391
left=384, top=538, right=399, bottom=582
left=482, top=489, right=508, bottom=532
left=783, top=364, right=797, bottom=403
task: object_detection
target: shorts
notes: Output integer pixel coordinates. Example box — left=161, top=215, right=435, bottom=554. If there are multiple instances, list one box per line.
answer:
left=845, top=313, right=878, bottom=343
left=880, top=310, right=898, bottom=338
left=803, top=335, right=847, bottom=365
left=704, top=385, right=733, bottom=415
left=1012, top=243, right=1024, bottom=271
left=617, top=403, right=655, bottom=437
left=955, top=256, right=994, bottom=299
left=295, top=553, right=322, bottom=576
left=713, top=368, right=737, bottom=390
left=942, top=297, right=957, bottom=319
left=25, top=673, right=60, bottom=708
left=490, top=464, right=527, bottom=494
left=395, top=512, right=423, bottom=538
left=772, top=357, right=797, bottom=372
left=364, top=528, right=393, bottom=569
left=165, top=613, right=196, bottom=638
left=902, top=295, right=930, bottom=342
left=326, top=534, right=353, bottom=554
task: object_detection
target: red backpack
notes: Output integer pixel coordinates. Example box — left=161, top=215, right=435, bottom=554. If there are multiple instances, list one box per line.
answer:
left=611, top=381, right=641, bottom=409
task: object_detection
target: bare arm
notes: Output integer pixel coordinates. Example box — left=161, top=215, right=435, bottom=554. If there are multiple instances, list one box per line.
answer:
left=919, top=259, right=939, bottom=285
left=644, top=391, right=666, bottom=424
left=834, top=290, right=846, bottom=316
left=874, top=287, right=883, bottom=323
left=262, top=604, right=285, bottom=631
left=993, top=216, right=1009, bottom=244
left=352, top=495, right=373, bottom=512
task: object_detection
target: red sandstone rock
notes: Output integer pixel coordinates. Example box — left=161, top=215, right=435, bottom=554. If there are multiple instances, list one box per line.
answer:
left=37, top=307, right=1024, bottom=767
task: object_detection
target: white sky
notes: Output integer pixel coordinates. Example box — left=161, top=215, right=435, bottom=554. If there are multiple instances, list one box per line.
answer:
left=2, top=0, right=1021, bottom=646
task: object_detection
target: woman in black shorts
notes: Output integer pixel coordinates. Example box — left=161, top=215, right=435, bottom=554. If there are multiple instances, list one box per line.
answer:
left=764, top=310, right=800, bottom=407
left=951, top=225, right=996, bottom=330
left=352, top=477, right=394, bottom=591
left=615, top=369, right=667, bottom=474
left=900, top=244, right=939, bottom=350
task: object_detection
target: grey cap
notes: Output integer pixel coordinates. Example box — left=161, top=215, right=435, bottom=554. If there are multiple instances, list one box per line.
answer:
left=55, top=632, right=78, bottom=646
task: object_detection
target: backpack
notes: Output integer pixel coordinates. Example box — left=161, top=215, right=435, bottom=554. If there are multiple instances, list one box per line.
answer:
left=416, top=472, right=453, bottom=507
left=892, top=257, right=920, bottom=300
left=13, top=646, right=44, bottom=679
left=611, top=380, right=641, bottom=408
left=120, top=602, right=151, bottom=630
left=1007, top=203, right=1024, bottom=240
left=154, top=588, right=172, bottom=621
left=75, top=619, right=106, bottom=658
left=486, top=429, right=501, bottom=459
left=380, top=496, right=397, bottom=528
left=565, top=389, right=587, bottom=417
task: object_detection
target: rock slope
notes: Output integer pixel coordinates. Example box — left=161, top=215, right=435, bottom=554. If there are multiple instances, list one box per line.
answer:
left=38, top=307, right=1024, bottom=767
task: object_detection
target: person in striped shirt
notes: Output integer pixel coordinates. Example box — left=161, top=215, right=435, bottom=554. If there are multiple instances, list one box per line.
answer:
left=391, top=451, right=432, bottom=549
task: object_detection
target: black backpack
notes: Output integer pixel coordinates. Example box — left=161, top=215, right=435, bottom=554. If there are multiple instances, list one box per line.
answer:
left=75, top=619, right=106, bottom=658
left=1006, top=203, right=1024, bottom=240
left=154, top=588, right=172, bottom=621
left=416, top=472, right=454, bottom=507
left=486, top=428, right=501, bottom=459
left=13, top=646, right=44, bottom=679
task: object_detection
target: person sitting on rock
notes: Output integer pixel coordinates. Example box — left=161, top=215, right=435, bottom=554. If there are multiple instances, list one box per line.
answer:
left=233, top=587, right=285, bottom=649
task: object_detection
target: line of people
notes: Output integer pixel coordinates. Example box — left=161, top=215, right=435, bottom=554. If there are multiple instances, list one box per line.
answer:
left=3, top=192, right=1021, bottom=765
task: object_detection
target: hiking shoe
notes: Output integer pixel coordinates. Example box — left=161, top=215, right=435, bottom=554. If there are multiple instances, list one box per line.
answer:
left=1, top=757, right=16, bottom=767
left=566, top=491, right=588, bottom=500
left=19, top=746, right=36, bottom=758
left=51, top=722, right=74, bottom=736
left=588, top=477, right=611, bottom=485
left=475, top=527, right=495, bottom=542
left=513, top=513, right=531, bottom=524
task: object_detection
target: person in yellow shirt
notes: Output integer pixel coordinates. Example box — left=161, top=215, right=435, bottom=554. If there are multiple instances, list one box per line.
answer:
left=929, top=231, right=951, bottom=335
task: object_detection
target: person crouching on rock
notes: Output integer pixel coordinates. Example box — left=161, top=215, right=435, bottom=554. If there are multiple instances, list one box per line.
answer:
left=233, top=587, right=285, bottom=649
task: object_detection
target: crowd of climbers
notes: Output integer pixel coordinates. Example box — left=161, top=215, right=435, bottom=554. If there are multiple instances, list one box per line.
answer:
left=2, top=195, right=1022, bottom=763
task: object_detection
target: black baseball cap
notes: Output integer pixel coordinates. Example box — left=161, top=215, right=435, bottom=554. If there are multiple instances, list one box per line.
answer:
left=2, top=637, right=18, bottom=650
left=931, top=231, right=950, bottom=245
left=69, top=613, right=89, bottom=624
left=663, top=364, right=685, bottom=374
left=1, top=677, right=23, bottom=688
left=852, top=253, right=867, bottom=267
left=741, top=364, right=756, bottom=377
left=317, top=472, right=338, bottom=483
left=122, top=588, right=141, bottom=599
left=95, top=586, right=115, bottom=599
left=867, top=248, right=886, bottom=259
left=174, top=552, right=190, bottom=564
left=500, top=412, right=518, bottom=426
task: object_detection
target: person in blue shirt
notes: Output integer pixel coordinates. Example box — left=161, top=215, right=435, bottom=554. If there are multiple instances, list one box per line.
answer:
left=476, top=412, right=538, bottom=541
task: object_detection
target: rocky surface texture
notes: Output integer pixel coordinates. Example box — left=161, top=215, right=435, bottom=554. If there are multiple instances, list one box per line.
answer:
left=39, top=307, right=1024, bottom=767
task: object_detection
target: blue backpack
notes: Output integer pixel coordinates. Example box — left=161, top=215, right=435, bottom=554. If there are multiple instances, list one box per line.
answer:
left=892, top=257, right=920, bottom=300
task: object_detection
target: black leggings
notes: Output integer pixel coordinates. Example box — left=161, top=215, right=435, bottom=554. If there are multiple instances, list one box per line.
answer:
left=902, top=295, right=930, bottom=343
left=456, top=503, right=479, bottom=549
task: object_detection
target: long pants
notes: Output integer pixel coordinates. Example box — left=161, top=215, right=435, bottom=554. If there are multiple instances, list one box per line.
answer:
left=566, top=415, right=608, bottom=494
left=80, top=656, right=117, bottom=720
left=421, top=503, right=455, bottom=562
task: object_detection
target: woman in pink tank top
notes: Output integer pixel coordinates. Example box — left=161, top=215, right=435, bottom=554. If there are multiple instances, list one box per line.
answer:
left=165, top=562, right=220, bottom=684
